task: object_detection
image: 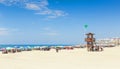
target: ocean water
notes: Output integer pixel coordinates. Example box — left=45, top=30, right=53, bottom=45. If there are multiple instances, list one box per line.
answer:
left=0, top=44, right=73, bottom=48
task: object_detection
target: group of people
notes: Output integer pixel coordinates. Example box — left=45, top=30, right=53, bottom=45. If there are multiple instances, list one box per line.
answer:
left=87, top=46, right=103, bottom=51
left=1, top=46, right=76, bottom=54
left=2, top=48, right=21, bottom=54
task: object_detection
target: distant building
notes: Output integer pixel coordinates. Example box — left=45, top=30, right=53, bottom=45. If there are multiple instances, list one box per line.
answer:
left=96, top=38, right=120, bottom=46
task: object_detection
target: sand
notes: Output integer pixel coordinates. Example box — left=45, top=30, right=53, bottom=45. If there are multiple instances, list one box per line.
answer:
left=0, top=47, right=120, bottom=69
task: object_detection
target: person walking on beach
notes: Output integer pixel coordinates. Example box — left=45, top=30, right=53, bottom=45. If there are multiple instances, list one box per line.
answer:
left=56, top=48, right=59, bottom=53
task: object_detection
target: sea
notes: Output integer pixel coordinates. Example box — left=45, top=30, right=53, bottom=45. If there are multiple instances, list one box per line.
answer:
left=0, top=44, right=74, bottom=48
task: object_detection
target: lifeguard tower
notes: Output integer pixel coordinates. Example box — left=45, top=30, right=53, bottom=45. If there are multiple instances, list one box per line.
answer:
left=85, top=33, right=103, bottom=51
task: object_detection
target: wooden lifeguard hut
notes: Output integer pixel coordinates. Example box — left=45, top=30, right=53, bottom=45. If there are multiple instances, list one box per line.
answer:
left=85, top=33, right=103, bottom=51
left=85, top=33, right=95, bottom=51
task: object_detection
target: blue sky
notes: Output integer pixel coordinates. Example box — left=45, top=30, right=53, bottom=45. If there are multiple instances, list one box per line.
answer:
left=0, top=0, right=120, bottom=44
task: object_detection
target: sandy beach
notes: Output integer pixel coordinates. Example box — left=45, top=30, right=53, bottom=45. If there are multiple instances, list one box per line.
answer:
left=0, top=47, right=120, bottom=69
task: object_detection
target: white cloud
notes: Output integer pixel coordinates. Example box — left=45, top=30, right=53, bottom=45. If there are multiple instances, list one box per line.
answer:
left=38, top=0, right=48, bottom=7
left=0, top=28, right=9, bottom=35
left=0, top=28, right=19, bottom=36
left=36, top=9, right=67, bottom=19
left=25, top=0, right=48, bottom=10
left=36, top=9, right=52, bottom=15
left=0, top=0, right=28, bottom=6
left=0, top=0, right=67, bottom=18
left=25, top=3, right=41, bottom=10
left=54, top=10, right=67, bottom=16
left=42, top=27, right=51, bottom=31
left=41, top=27, right=59, bottom=36
left=47, top=10, right=68, bottom=19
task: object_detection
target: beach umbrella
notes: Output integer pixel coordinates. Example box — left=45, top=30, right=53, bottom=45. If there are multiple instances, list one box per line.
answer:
left=24, top=46, right=28, bottom=49
left=14, top=46, right=21, bottom=49
left=33, top=46, right=37, bottom=48
left=14, top=46, right=22, bottom=52
left=14, top=46, right=20, bottom=48
left=6, top=47, right=13, bottom=50
left=54, top=46, right=62, bottom=49
left=24, top=46, right=31, bottom=49
left=33, top=46, right=40, bottom=50
left=23, top=47, right=28, bottom=51
left=1, top=48, right=6, bottom=51
left=56, top=46, right=64, bottom=48
left=26, top=46, right=32, bottom=51
left=34, top=46, right=40, bottom=48
left=40, top=46, right=49, bottom=50
left=40, top=46, right=48, bottom=48
left=19, top=46, right=24, bottom=49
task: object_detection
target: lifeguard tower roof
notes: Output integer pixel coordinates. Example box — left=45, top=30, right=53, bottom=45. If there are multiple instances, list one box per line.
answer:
left=86, top=33, right=94, bottom=35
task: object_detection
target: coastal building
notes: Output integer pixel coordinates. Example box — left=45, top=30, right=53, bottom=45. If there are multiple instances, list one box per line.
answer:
left=96, top=38, right=120, bottom=47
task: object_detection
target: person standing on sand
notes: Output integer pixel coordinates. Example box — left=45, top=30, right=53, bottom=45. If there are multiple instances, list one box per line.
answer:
left=56, top=48, right=59, bottom=53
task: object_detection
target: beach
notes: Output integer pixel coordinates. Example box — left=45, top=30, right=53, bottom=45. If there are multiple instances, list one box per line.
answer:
left=0, top=47, right=120, bottom=69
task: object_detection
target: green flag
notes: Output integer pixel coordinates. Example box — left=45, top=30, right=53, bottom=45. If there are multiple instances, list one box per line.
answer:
left=84, top=24, right=88, bottom=29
